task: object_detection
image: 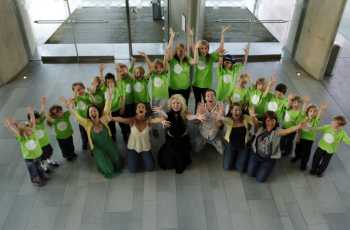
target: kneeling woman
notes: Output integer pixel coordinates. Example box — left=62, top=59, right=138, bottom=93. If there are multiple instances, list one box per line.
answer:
left=112, top=103, right=166, bottom=173
left=66, top=88, right=122, bottom=178
left=219, top=103, right=258, bottom=172
left=158, top=94, right=205, bottom=174
left=248, top=111, right=304, bottom=182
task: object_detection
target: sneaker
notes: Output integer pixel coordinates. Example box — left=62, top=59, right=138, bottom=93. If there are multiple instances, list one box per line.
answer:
left=32, top=177, right=46, bottom=187
left=67, top=153, right=78, bottom=162
left=82, top=144, right=88, bottom=151
left=316, top=173, right=323, bottom=178
left=48, top=160, right=60, bottom=168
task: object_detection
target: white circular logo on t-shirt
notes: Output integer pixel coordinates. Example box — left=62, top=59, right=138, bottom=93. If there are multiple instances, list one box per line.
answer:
left=77, top=101, right=87, bottom=111
left=153, top=77, right=163, bottom=88
left=95, top=95, right=103, bottom=104
left=198, top=60, right=206, bottom=70
left=323, top=133, right=335, bottom=144
left=251, top=95, right=260, bottom=105
left=125, top=84, right=132, bottom=94
left=307, top=122, right=312, bottom=128
left=284, top=112, right=291, bottom=122
left=267, top=101, right=278, bottom=112
left=57, top=121, right=68, bottom=131
left=174, top=64, right=183, bottom=74
left=25, top=140, right=37, bottom=151
left=134, top=82, right=143, bottom=93
left=232, top=93, right=241, bottom=102
left=223, top=74, right=231, bottom=84
left=35, top=130, right=45, bottom=139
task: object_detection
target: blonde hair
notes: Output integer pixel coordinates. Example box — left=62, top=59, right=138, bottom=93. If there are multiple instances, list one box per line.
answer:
left=168, top=94, right=187, bottom=120
left=133, top=66, right=145, bottom=77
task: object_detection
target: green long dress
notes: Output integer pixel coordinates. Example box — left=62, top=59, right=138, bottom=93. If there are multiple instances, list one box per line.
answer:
left=91, top=126, right=122, bottom=178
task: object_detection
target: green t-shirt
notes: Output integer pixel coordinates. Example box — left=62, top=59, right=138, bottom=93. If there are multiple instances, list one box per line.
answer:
left=301, top=116, right=320, bottom=141
left=16, top=134, right=43, bottom=159
left=34, top=115, right=50, bottom=147
left=169, top=58, right=191, bottom=90
left=216, top=64, right=243, bottom=102
left=193, top=52, right=219, bottom=88
left=120, top=76, right=134, bottom=105
left=149, top=72, right=169, bottom=100
left=52, top=111, right=73, bottom=139
left=74, top=93, right=92, bottom=118
left=247, top=88, right=266, bottom=117
left=317, top=125, right=350, bottom=154
left=264, top=93, right=288, bottom=122
left=93, top=85, right=106, bottom=109
left=133, top=79, right=149, bottom=103
left=230, top=86, right=248, bottom=104
left=105, top=83, right=124, bottom=112
left=282, top=109, right=304, bottom=129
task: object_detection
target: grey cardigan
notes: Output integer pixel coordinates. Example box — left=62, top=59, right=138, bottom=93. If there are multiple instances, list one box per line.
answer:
left=252, top=127, right=282, bottom=159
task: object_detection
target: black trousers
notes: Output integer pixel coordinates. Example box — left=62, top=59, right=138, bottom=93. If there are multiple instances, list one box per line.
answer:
left=280, top=132, right=296, bottom=156
left=108, top=104, right=134, bottom=143
left=192, top=86, right=208, bottom=112
left=57, top=136, right=75, bottom=159
left=311, top=147, right=333, bottom=175
left=79, top=124, right=89, bottom=149
left=40, top=144, right=53, bottom=160
left=294, top=139, right=314, bottom=169
left=169, top=88, right=191, bottom=105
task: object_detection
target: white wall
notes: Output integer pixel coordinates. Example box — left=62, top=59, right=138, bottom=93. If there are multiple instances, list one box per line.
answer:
left=0, top=0, right=29, bottom=85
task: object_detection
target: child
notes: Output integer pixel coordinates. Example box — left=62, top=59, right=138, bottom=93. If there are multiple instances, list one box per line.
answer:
left=230, top=73, right=250, bottom=106
left=292, top=103, right=327, bottom=170
left=28, top=96, right=59, bottom=173
left=247, top=78, right=269, bottom=119
left=116, top=63, right=135, bottom=143
left=4, top=107, right=48, bottom=186
left=72, top=82, right=92, bottom=150
left=89, top=65, right=106, bottom=110
left=132, top=66, right=150, bottom=106
left=280, top=95, right=305, bottom=156
left=47, top=101, right=77, bottom=161
left=216, top=47, right=248, bottom=114
left=192, top=26, right=228, bottom=111
left=165, top=28, right=198, bottom=104
left=264, top=83, right=289, bottom=123
left=139, top=52, right=169, bottom=109
left=310, top=115, right=350, bottom=177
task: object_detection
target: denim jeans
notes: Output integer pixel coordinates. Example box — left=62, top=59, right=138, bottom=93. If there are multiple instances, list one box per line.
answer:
left=127, top=149, right=155, bottom=173
left=25, top=158, right=45, bottom=181
left=223, top=144, right=249, bottom=171
left=247, top=152, right=276, bottom=182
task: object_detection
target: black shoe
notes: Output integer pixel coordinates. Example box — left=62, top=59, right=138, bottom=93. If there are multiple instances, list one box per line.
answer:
left=310, top=170, right=317, bottom=175
left=300, top=166, right=307, bottom=171
left=32, top=177, right=46, bottom=187
left=82, top=144, right=88, bottom=150
left=67, top=153, right=78, bottom=162
left=48, top=161, right=60, bottom=168
left=44, top=168, right=52, bottom=174
left=290, top=157, right=299, bottom=163
left=316, top=173, right=323, bottom=178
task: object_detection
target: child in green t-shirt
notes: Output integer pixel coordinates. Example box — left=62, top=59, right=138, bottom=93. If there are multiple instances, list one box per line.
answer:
left=230, top=73, right=250, bottom=110
left=4, top=107, right=47, bottom=187
left=310, top=115, right=350, bottom=177
left=47, top=102, right=77, bottom=161
left=27, top=96, right=60, bottom=173
left=89, top=76, right=106, bottom=111
left=264, top=83, right=288, bottom=123
left=280, top=95, right=305, bottom=156
left=247, top=78, right=270, bottom=119
left=72, top=82, right=92, bottom=150
left=292, top=103, right=327, bottom=170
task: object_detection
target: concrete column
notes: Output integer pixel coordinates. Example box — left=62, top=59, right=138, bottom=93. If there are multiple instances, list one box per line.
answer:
left=288, top=0, right=347, bottom=80
left=0, top=0, right=29, bottom=85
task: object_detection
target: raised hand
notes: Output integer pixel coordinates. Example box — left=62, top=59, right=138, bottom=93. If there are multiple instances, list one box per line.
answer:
left=302, top=95, right=311, bottom=104
left=169, top=27, right=175, bottom=38
left=161, top=120, right=171, bottom=128
left=152, top=106, right=162, bottom=114
left=40, top=96, right=47, bottom=105
left=319, top=101, right=328, bottom=110
left=187, top=26, right=193, bottom=37
left=138, top=51, right=146, bottom=57
left=99, top=63, right=105, bottom=73
left=221, top=25, right=230, bottom=34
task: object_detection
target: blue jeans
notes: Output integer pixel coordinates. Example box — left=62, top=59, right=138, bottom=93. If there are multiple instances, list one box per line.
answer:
left=25, top=158, right=45, bottom=181
left=223, top=144, right=248, bottom=171
left=127, top=149, right=155, bottom=173
left=247, top=152, right=276, bottom=182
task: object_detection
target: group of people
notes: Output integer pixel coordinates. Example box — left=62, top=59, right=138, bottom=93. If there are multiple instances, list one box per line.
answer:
left=3, top=26, right=350, bottom=187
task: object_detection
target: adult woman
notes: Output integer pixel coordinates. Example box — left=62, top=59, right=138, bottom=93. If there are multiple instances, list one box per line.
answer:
left=218, top=103, right=258, bottom=172
left=247, top=111, right=304, bottom=182
left=65, top=87, right=122, bottom=178
left=158, top=94, right=205, bottom=174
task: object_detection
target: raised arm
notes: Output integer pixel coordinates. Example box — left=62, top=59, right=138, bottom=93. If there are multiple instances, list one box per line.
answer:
left=3, top=117, right=20, bottom=136
left=99, top=63, right=105, bottom=82
left=27, top=106, right=36, bottom=128
left=111, top=116, right=133, bottom=125
left=263, top=73, right=277, bottom=97
left=216, top=25, right=230, bottom=53
left=318, top=102, right=328, bottom=119
left=139, top=52, right=153, bottom=72
left=187, top=26, right=194, bottom=55
left=165, top=28, right=176, bottom=62
left=243, top=45, right=249, bottom=65
left=277, top=122, right=305, bottom=136
left=40, top=96, right=47, bottom=115
left=302, top=96, right=311, bottom=111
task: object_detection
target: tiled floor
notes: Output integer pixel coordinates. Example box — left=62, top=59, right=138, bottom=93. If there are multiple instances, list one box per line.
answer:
left=1, top=56, right=350, bottom=230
